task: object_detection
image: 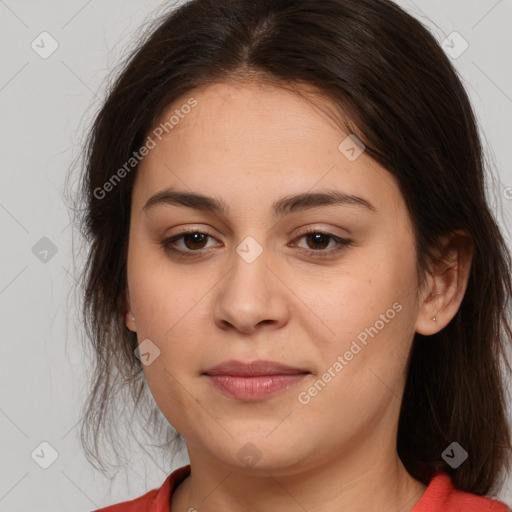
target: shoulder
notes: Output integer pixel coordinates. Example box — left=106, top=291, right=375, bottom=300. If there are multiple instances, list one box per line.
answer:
left=93, top=465, right=191, bottom=512
left=412, top=471, right=510, bottom=512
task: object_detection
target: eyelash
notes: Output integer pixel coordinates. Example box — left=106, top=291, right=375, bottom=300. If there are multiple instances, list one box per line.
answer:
left=160, top=228, right=353, bottom=259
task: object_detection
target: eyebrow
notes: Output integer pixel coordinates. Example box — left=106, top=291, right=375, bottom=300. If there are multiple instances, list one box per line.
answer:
left=142, top=187, right=376, bottom=218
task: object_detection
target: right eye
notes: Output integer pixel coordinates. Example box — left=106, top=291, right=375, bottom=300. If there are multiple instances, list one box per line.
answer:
left=160, top=229, right=221, bottom=257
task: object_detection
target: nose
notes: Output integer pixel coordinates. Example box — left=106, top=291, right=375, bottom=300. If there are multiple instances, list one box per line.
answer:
left=212, top=245, right=290, bottom=335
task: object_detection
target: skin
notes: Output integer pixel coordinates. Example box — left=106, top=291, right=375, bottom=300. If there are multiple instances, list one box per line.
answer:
left=124, top=81, right=473, bottom=512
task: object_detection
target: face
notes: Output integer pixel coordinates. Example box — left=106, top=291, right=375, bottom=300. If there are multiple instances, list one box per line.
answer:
left=125, top=81, right=424, bottom=475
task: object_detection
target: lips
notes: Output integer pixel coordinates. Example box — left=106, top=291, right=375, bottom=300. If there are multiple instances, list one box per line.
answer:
left=203, top=360, right=310, bottom=400
left=204, top=359, right=309, bottom=377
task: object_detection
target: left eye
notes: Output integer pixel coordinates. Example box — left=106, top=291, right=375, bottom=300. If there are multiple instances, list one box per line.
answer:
left=160, top=229, right=352, bottom=258
left=293, top=230, right=351, bottom=253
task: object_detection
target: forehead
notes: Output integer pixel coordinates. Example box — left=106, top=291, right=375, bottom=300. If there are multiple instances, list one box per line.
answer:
left=133, top=81, right=404, bottom=221
left=154, top=80, right=350, bottom=154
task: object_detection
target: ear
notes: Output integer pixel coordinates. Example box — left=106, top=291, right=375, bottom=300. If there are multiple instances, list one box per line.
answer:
left=125, top=288, right=137, bottom=332
left=415, top=229, right=473, bottom=336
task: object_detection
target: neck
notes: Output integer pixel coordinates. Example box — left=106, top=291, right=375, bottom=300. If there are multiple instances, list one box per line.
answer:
left=171, top=440, right=427, bottom=512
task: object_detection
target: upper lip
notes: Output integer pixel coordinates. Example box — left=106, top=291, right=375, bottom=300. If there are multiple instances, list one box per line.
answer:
left=204, top=360, right=310, bottom=377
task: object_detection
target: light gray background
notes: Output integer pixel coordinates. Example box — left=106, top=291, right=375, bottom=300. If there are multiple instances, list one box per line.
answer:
left=1, top=0, right=511, bottom=510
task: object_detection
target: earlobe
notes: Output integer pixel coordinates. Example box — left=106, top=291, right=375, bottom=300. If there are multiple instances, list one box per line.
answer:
left=125, top=311, right=137, bottom=332
left=415, top=277, right=442, bottom=335
left=414, top=230, right=473, bottom=336
left=125, top=288, right=137, bottom=332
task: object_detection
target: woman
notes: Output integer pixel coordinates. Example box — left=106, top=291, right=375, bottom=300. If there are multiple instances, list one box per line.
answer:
left=74, top=0, right=512, bottom=510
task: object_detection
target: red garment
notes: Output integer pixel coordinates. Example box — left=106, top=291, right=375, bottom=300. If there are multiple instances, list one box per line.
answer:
left=94, top=465, right=510, bottom=511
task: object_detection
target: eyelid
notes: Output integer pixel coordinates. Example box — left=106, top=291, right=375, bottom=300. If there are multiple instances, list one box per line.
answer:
left=164, top=223, right=348, bottom=240
left=160, top=227, right=220, bottom=255
left=290, top=228, right=353, bottom=256
left=160, top=225, right=353, bottom=259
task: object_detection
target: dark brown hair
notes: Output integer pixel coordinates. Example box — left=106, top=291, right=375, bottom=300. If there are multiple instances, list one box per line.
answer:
left=71, top=0, right=512, bottom=495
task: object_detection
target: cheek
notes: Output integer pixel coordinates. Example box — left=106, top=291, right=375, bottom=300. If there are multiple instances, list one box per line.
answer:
left=129, top=249, right=205, bottom=334
left=296, top=306, right=413, bottom=435
left=141, top=360, right=203, bottom=440
left=309, top=245, right=417, bottom=380
left=128, top=262, right=209, bottom=405
left=306, top=260, right=406, bottom=337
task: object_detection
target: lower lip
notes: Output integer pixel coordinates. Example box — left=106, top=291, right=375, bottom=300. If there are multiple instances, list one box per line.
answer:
left=206, top=374, right=309, bottom=400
